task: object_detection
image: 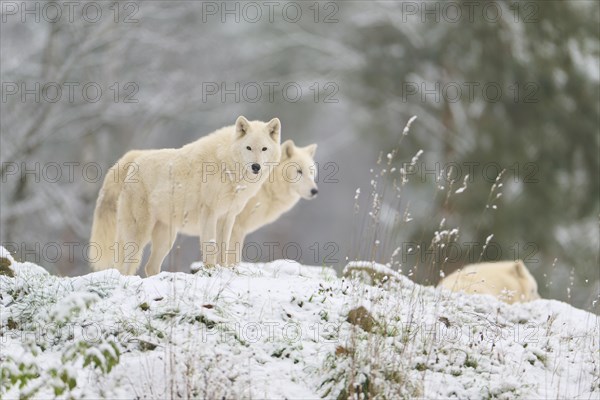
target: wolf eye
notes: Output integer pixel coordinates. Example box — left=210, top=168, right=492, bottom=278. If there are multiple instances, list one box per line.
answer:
left=262, top=147, right=267, bottom=151
left=246, top=146, right=252, bottom=151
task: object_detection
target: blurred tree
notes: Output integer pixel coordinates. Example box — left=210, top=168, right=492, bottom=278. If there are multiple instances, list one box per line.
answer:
left=342, top=0, right=599, bottom=309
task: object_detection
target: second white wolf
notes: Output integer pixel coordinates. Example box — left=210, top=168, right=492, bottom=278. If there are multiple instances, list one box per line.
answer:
left=224, top=139, right=318, bottom=265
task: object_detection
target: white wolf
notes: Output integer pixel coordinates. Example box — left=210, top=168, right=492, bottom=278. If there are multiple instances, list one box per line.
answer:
left=437, top=260, right=540, bottom=304
left=89, top=116, right=282, bottom=275
left=223, top=140, right=318, bottom=265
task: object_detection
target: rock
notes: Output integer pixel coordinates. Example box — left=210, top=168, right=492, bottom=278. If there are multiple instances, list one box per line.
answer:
left=347, top=306, right=377, bottom=332
left=343, top=261, right=403, bottom=286
left=0, top=256, right=15, bottom=277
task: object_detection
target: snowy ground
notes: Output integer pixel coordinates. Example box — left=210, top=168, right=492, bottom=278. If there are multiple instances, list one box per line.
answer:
left=1, top=246, right=598, bottom=399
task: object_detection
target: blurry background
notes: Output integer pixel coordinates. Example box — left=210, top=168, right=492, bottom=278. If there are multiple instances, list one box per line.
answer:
left=1, top=1, right=598, bottom=312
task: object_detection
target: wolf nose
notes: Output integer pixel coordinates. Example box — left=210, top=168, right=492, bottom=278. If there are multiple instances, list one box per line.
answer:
left=311, top=188, right=319, bottom=196
left=251, top=163, right=261, bottom=174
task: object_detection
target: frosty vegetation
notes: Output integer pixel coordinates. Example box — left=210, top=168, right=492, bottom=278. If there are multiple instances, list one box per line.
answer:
left=1, top=247, right=598, bottom=399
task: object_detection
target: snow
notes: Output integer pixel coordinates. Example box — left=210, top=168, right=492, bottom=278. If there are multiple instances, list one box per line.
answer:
left=1, top=247, right=598, bottom=399
left=0, top=247, right=15, bottom=262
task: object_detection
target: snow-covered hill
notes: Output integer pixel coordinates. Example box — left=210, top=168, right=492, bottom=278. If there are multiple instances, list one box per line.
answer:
left=1, top=247, right=598, bottom=399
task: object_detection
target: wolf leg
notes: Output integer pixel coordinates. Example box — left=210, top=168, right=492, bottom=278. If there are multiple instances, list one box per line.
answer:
left=114, top=187, right=150, bottom=275
left=200, top=207, right=218, bottom=267
left=217, top=213, right=237, bottom=266
left=226, top=226, right=245, bottom=266
left=144, top=221, right=177, bottom=276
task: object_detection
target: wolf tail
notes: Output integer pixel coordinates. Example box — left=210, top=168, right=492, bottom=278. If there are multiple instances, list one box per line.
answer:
left=89, top=150, right=145, bottom=271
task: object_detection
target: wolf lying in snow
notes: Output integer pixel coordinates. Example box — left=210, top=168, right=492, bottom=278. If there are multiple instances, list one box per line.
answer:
left=437, top=260, right=540, bottom=304
left=223, top=140, right=318, bottom=265
left=90, top=116, right=281, bottom=275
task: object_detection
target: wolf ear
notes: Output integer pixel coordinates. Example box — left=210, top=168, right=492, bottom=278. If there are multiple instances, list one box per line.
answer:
left=236, top=116, right=250, bottom=139
left=513, top=260, right=526, bottom=278
left=281, top=139, right=295, bottom=159
left=267, top=118, right=281, bottom=143
left=304, top=143, right=317, bottom=157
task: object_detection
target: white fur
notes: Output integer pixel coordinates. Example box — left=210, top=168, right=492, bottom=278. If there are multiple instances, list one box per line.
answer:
left=224, top=140, right=318, bottom=265
left=438, top=260, right=541, bottom=304
left=89, top=116, right=281, bottom=275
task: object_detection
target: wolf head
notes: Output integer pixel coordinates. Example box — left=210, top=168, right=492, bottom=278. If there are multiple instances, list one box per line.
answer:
left=232, top=116, right=282, bottom=176
left=279, top=140, right=319, bottom=200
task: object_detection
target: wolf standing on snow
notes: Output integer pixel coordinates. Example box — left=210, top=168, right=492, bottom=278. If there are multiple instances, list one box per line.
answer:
left=89, top=116, right=282, bottom=275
